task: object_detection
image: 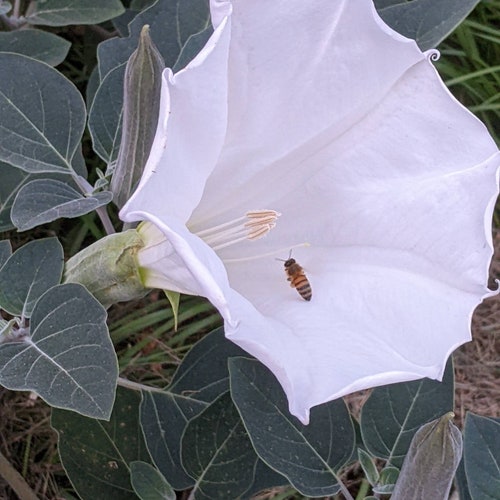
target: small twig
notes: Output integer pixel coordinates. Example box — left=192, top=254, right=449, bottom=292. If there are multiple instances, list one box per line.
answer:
left=0, top=450, right=39, bottom=500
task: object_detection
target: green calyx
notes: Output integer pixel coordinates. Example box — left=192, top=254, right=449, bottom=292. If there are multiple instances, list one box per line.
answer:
left=64, top=229, right=148, bottom=308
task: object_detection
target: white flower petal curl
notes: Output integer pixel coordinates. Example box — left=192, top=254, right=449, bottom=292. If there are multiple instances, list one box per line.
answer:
left=120, top=0, right=500, bottom=424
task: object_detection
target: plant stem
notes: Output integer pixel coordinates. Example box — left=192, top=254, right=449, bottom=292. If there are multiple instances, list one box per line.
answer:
left=0, top=451, right=38, bottom=500
left=117, top=377, right=165, bottom=393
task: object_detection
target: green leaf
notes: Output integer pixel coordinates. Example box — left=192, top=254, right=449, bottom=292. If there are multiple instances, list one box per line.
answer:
left=181, top=391, right=257, bottom=499
left=0, top=162, right=72, bottom=231
left=229, top=357, right=355, bottom=497
left=139, top=328, right=247, bottom=489
left=0, top=30, right=71, bottom=66
left=0, top=283, right=117, bottom=419
left=164, top=291, right=180, bottom=331
left=91, top=0, right=211, bottom=163
left=463, top=413, right=500, bottom=500
left=360, top=357, right=454, bottom=468
left=98, top=0, right=210, bottom=79
left=140, top=391, right=205, bottom=490
left=0, top=237, right=63, bottom=317
left=52, top=386, right=150, bottom=500
left=168, top=327, right=247, bottom=403
left=374, top=0, right=480, bottom=51
left=27, top=0, right=125, bottom=26
left=11, top=179, right=113, bottom=231
left=455, top=457, right=473, bottom=500
left=0, top=240, right=11, bottom=268
left=172, top=24, right=212, bottom=72
left=0, top=162, right=33, bottom=231
left=358, top=448, right=379, bottom=486
left=0, top=53, right=86, bottom=174
left=390, top=413, right=463, bottom=500
left=130, top=461, right=175, bottom=500
left=240, top=458, right=288, bottom=498
left=88, top=64, right=125, bottom=164
left=373, top=466, right=399, bottom=494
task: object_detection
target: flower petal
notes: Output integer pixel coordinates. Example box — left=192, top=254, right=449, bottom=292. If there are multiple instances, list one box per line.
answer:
left=120, top=0, right=500, bottom=425
left=134, top=211, right=237, bottom=327
left=120, top=0, right=232, bottom=224
left=224, top=245, right=491, bottom=424
left=189, top=0, right=427, bottom=224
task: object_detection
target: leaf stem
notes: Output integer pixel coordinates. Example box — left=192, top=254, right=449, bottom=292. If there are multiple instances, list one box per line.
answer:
left=337, top=478, right=355, bottom=500
left=117, top=377, right=165, bottom=393
left=74, top=175, right=116, bottom=235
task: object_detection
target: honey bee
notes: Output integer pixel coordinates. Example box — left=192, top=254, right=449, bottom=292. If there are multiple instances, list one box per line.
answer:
left=278, top=252, right=312, bottom=301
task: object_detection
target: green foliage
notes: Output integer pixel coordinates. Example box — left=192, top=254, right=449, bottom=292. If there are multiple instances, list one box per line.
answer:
left=51, top=387, right=150, bottom=500
left=26, top=0, right=125, bottom=27
left=0, top=282, right=116, bottom=418
left=181, top=391, right=258, bottom=499
left=0, top=30, right=71, bottom=66
left=11, top=179, right=113, bottom=231
left=0, top=238, right=63, bottom=317
left=436, top=0, right=500, bottom=146
left=360, top=358, right=454, bottom=468
left=130, top=461, right=175, bottom=500
left=229, top=357, right=355, bottom=497
left=463, top=413, right=500, bottom=499
left=0, top=53, right=86, bottom=175
left=88, top=0, right=211, bottom=172
left=374, top=0, right=480, bottom=50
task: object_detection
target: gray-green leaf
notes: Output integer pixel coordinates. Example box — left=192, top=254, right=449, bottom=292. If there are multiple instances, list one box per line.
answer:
left=0, top=283, right=117, bottom=419
left=130, top=461, right=175, bottom=500
left=88, top=64, right=125, bottom=163
left=0, top=162, right=28, bottom=231
left=0, top=237, right=63, bottom=317
left=52, top=387, right=150, bottom=500
left=0, top=30, right=71, bottom=66
left=229, top=357, right=355, bottom=497
left=140, top=391, right=205, bottom=490
left=11, top=178, right=113, bottom=231
left=181, top=391, right=257, bottom=500
left=98, top=0, right=210, bottom=80
left=27, top=0, right=125, bottom=27
left=360, top=357, right=454, bottom=468
left=139, top=328, right=246, bottom=490
left=374, top=0, right=480, bottom=50
left=358, top=448, right=379, bottom=486
left=0, top=240, right=11, bottom=268
left=0, top=53, right=86, bottom=174
left=463, top=413, right=500, bottom=500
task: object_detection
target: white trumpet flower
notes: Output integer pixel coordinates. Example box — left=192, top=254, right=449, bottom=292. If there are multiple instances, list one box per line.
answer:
left=121, top=0, right=500, bottom=424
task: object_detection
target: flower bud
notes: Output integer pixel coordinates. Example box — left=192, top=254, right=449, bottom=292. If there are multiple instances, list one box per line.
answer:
left=391, top=412, right=463, bottom=500
left=111, top=25, right=165, bottom=208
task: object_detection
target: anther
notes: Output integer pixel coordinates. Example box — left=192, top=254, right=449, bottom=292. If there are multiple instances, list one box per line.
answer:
left=197, top=210, right=280, bottom=250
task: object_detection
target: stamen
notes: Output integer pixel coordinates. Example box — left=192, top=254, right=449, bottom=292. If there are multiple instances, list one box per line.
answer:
left=197, top=210, right=280, bottom=251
